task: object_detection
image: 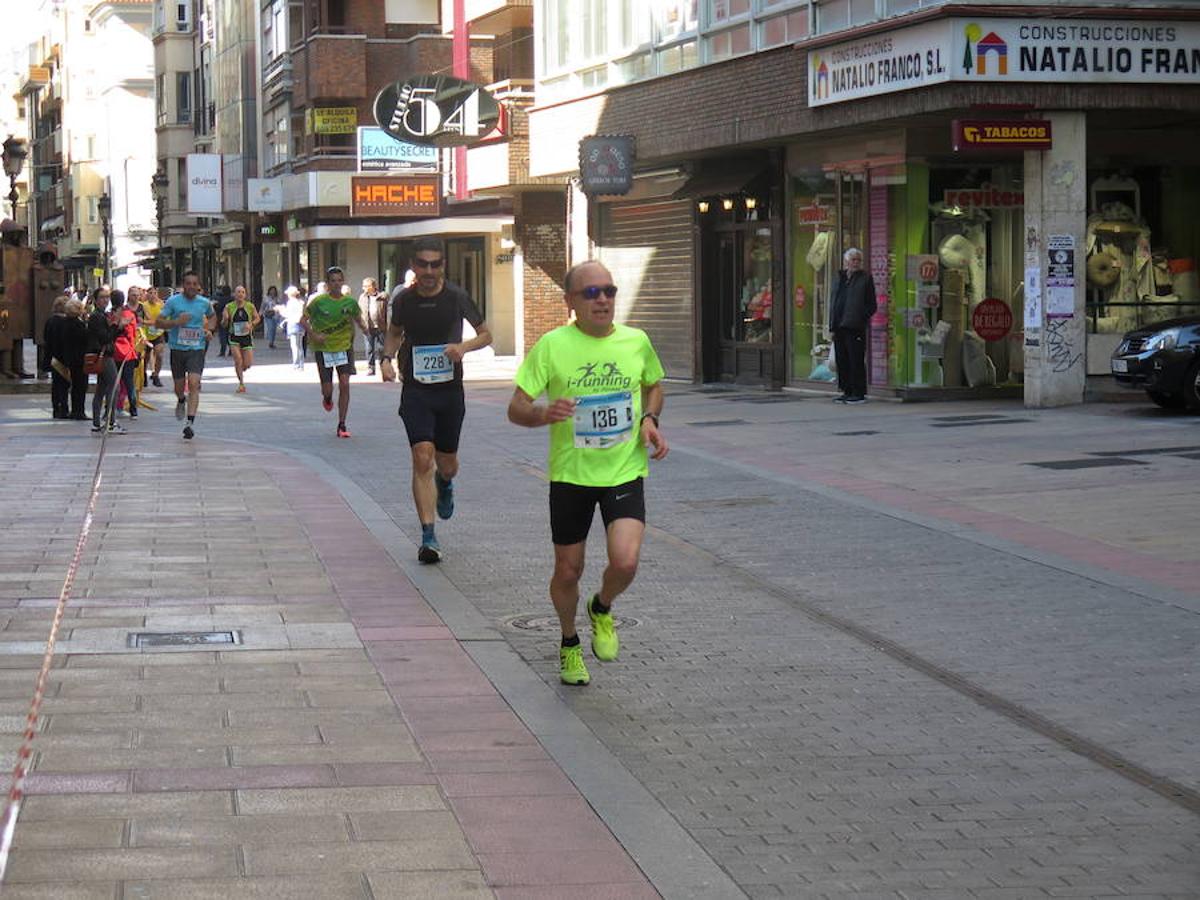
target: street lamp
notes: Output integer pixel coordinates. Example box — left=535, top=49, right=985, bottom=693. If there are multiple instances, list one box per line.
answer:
left=151, top=170, right=168, bottom=287
left=1, top=135, right=28, bottom=220
left=97, top=191, right=111, bottom=286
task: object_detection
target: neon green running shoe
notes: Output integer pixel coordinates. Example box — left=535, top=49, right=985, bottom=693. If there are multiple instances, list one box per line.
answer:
left=559, top=644, right=590, bottom=686
left=588, top=594, right=619, bottom=661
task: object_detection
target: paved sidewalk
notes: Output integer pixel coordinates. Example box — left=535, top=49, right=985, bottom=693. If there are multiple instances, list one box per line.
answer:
left=0, top=425, right=660, bottom=898
left=1, top=347, right=1198, bottom=898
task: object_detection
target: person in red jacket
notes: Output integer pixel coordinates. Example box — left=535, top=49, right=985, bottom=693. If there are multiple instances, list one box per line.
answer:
left=110, top=290, right=140, bottom=423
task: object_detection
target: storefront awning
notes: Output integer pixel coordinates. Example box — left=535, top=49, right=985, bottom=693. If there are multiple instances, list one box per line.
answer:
left=288, top=216, right=513, bottom=242
left=672, top=166, right=765, bottom=201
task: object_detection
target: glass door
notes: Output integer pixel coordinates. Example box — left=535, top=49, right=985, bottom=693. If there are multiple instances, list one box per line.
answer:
left=445, top=237, right=487, bottom=317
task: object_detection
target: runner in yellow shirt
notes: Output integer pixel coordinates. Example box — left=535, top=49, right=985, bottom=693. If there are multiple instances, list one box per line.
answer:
left=303, top=266, right=368, bottom=438
left=507, top=259, right=668, bottom=686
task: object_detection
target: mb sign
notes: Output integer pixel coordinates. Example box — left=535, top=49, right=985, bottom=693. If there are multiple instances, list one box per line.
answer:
left=373, top=74, right=500, bottom=148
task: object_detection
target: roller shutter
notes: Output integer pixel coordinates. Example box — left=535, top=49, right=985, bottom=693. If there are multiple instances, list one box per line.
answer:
left=597, top=199, right=695, bottom=380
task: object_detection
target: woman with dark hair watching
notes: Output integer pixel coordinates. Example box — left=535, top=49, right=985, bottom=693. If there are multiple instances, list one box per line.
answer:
left=87, top=288, right=120, bottom=433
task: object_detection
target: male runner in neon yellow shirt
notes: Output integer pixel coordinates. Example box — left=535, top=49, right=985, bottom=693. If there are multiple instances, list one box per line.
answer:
left=508, top=259, right=668, bottom=686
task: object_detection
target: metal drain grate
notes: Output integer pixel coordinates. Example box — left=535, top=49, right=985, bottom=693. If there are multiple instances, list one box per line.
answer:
left=1028, top=457, right=1145, bottom=471
left=128, top=631, right=241, bottom=648
left=502, top=613, right=641, bottom=633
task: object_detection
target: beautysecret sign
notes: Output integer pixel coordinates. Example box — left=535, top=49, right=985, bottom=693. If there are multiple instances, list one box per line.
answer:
left=809, top=17, right=1200, bottom=106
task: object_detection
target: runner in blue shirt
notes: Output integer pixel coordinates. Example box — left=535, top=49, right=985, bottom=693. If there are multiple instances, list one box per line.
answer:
left=155, top=270, right=216, bottom=440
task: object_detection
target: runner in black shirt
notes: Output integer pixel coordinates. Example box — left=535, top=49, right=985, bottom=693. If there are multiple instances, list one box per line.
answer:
left=384, top=238, right=492, bottom=563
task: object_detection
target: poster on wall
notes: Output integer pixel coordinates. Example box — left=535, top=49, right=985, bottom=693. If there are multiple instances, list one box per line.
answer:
left=1046, top=235, right=1076, bottom=318
left=1024, top=266, right=1042, bottom=328
left=186, top=153, right=222, bottom=215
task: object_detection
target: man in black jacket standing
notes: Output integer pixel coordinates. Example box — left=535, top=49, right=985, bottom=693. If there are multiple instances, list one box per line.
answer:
left=829, top=247, right=876, bottom=404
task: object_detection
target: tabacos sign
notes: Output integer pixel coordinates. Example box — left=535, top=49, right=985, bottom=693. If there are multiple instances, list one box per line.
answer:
left=952, top=119, right=1052, bottom=152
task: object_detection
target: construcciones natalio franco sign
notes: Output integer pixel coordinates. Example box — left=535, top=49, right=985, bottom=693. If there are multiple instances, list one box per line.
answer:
left=809, top=17, right=1200, bottom=106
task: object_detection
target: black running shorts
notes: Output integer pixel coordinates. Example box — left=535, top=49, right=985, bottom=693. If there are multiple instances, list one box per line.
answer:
left=549, top=478, right=645, bottom=546
left=169, top=348, right=206, bottom=379
left=399, top=383, right=466, bottom=453
left=316, top=348, right=356, bottom=383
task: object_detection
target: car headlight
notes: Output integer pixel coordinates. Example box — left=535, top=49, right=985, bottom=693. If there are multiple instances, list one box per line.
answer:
left=1144, top=327, right=1180, bottom=351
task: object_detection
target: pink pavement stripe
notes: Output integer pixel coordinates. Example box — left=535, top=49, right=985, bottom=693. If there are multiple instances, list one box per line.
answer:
left=415, top=730, right=542, bottom=754
left=438, top=771, right=579, bottom=798
left=477, top=849, right=650, bottom=888
left=708, top=438, right=1200, bottom=597
left=331, top=762, right=439, bottom=787
left=404, top=710, right=529, bottom=736
left=133, top=764, right=337, bottom=792
left=358, top=626, right=454, bottom=641
left=495, top=886, right=661, bottom=900
left=24, top=771, right=131, bottom=795
left=451, top=797, right=626, bottom=855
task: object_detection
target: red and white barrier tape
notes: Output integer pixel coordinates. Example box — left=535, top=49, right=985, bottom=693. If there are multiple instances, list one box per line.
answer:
left=0, top=359, right=128, bottom=882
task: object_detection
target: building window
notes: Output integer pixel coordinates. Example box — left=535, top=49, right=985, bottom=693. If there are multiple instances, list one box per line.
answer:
left=708, top=24, right=751, bottom=61
left=262, top=0, right=289, bottom=64
left=176, top=72, right=192, bottom=124
left=156, top=73, right=166, bottom=122
left=815, top=0, right=876, bottom=34
left=176, top=1, right=190, bottom=30
left=87, top=196, right=98, bottom=224
left=659, top=40, right=698, bottom=74
left=709, top=0, right=750, bottom=26
left=582, top=0, right=607, bottom=59
left=657, top=0, right=698, bottom=43
left=760, top=9, right=808, bottom=46
left=176, top=158, right=187, bottom=208
left=266, top=105, right=290, bottom=169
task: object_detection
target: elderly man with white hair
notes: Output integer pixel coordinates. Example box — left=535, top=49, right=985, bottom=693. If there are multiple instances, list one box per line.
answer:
left=829, top=247, right=877, bottom=404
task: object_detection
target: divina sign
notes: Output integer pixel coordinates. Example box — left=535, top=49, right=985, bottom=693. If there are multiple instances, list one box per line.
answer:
left=373, top=75, right=501, bottom=148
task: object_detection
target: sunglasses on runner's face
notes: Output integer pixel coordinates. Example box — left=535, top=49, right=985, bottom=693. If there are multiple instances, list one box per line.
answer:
left=413, top=258, right=444, bottom=270
left=575, top=285, right=618, bottom=300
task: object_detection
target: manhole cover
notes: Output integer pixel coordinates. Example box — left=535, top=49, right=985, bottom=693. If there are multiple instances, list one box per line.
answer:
left=128, top=631, right=241, bottom=648
left=502, top=613, right=641, bottom=633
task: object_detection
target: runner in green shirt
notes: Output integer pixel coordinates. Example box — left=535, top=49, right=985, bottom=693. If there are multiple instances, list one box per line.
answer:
left=508, top=259, right=668, bottom=686
left=302, top=266, right=369, bottom=438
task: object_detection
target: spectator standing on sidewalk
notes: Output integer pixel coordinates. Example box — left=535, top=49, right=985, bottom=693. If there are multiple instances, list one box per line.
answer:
left=261, top=285, right=280, bottom=348
left=110, top=290, right=141, bottom=424
left=212, top=285, right=232, bottom=357
left=829, top=247, right=876, bottom=405
left=62, top=298, right=89, bottom=419
left=43, top=295, right=70, bottom=419
left=358, top=277, right=388, bottom=378
left=281, top=286, right=306, bottom=369
left=507, top=259, right=668, bottom=687
left=87, top=288, right=119, bottom=433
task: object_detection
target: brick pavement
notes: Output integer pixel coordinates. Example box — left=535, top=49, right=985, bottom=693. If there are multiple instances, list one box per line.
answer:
left=2, top=350, right=1198, bottom=898
left=0, top=417, right=658, bottom=898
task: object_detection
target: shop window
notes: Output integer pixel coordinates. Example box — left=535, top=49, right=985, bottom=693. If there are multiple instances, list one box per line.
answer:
left=1085, top=167, right=1200, bottom=336
left=708, top=24, right=751, bottom=61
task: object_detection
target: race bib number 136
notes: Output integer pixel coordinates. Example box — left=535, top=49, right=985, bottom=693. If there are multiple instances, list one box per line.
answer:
left=573, top=391, right=634, bottom=449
